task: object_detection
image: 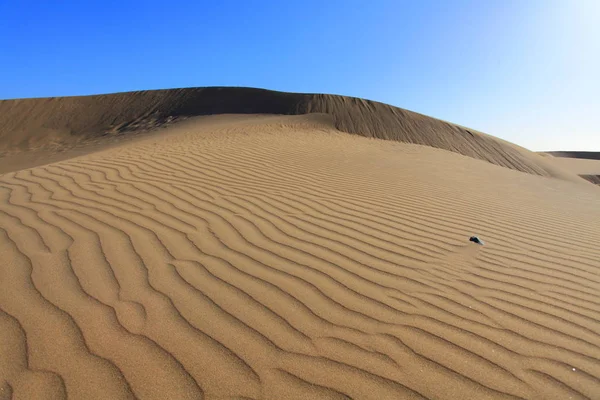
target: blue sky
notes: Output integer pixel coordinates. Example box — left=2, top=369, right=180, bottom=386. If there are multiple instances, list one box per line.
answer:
left=1, top=1, right=598, bottom=150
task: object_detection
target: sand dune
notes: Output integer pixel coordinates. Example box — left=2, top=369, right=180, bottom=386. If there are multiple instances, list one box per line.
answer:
left=0, top=88, right=577, bottom=181
left=1, top=103, right=600, bottom=399
left=545, top=152, right=600, bottom=161
left=541, top=152, right=600, bottom=186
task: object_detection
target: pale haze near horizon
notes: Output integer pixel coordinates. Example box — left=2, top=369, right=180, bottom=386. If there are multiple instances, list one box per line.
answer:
left=0, top=0, right=598, bottom=151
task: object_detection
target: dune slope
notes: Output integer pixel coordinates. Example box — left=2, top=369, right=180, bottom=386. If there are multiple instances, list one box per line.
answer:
left=0, top=87, right=573, bottom=179
left=580, top=175, right=600, bottom=185
left=541, top=152, right=600, bottom=185
left=1, top=114, right=599, bottom=399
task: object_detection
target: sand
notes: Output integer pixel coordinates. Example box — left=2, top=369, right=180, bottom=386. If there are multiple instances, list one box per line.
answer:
left=541, top=152, right=600, bottom=186
left=1, top=91, right=600, bottom=400
left=0, top=87, right=579, bottom=180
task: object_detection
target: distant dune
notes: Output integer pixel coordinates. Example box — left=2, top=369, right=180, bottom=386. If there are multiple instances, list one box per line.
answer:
left=545, top=151, right=600, bottom=160
left=542, top=152, right=600, bottom=185
left=1, top=91, right=599, bottom=399
left=0, top=87, right=576, bottom=180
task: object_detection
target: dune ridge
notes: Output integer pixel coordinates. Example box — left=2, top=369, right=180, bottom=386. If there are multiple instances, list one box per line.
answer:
left=1, top=114, right=599, bottom=399
left=545, top=152, right=600, bottom=161
left=0, top=87, right=573, bottom=179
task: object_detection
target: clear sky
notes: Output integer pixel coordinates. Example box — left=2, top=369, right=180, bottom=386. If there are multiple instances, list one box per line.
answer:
left=1, top=1, right=598, bottom=151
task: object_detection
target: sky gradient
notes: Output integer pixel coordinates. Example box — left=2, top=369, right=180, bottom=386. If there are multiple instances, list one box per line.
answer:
left=1, top=0, right=598, bottom=151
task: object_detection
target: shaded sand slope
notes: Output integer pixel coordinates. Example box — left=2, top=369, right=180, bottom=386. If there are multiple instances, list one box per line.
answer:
left=580, top=175, right=600, bottom=185
left=1, top=114, right=599, bottom=399
left=0, top=88, right=574, bottom=180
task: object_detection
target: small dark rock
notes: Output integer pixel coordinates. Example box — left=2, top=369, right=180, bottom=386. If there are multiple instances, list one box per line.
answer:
left=469, top=236, right=484, bottom=245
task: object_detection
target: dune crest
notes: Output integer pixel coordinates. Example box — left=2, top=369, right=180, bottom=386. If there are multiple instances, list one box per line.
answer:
left=0, top=87, right=577, bottom=180
left=545, top=152, right=600, bottom=160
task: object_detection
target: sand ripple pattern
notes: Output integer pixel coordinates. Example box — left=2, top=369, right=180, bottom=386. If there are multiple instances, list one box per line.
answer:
left=1, top=116, right=599, bottom=399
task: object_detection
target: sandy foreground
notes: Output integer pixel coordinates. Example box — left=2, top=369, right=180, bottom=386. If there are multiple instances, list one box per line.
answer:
left=1, top=112, right=599, bottom=400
